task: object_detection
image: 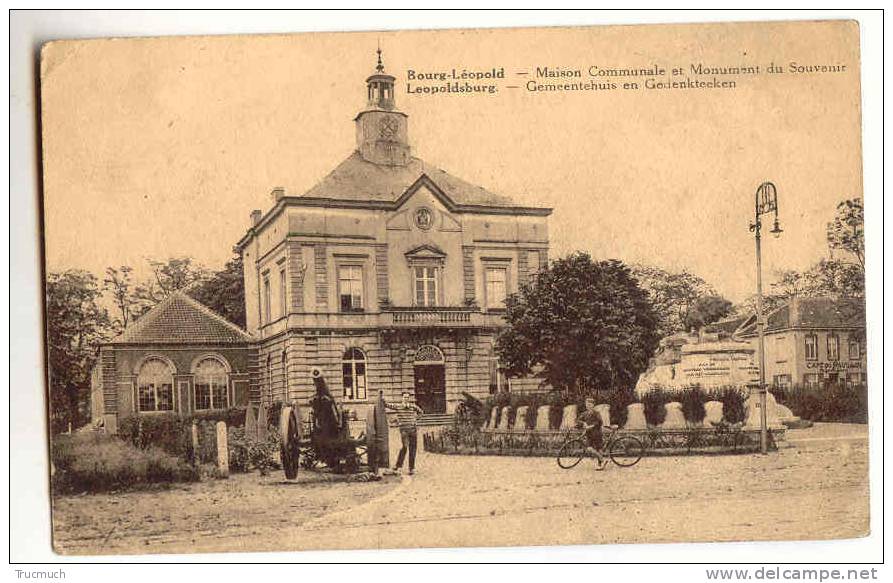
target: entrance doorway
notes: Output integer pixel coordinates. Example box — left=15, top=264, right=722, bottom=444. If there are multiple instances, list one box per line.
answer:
left=413, top=345, right=446, bottom=414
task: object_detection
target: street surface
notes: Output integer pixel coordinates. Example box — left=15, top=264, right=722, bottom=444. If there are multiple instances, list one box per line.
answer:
left=52, top=423, right=869, bottom=556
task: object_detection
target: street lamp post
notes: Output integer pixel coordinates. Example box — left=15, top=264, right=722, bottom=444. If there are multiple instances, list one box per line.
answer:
left=750, top=182, right=783, bottom=455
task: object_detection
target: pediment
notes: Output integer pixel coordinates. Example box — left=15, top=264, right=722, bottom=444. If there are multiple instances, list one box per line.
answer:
left=404, top=244, right=447, bottom=259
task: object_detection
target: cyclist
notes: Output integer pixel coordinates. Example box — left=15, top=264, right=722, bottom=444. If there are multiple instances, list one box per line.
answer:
left=578, top=397, right=609, bottom=470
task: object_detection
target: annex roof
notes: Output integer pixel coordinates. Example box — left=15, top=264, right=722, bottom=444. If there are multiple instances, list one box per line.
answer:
left=109, top=292, right=254, bottom=345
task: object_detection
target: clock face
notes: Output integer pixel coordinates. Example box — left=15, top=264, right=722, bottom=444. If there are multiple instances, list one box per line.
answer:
left=379, top=117, right=398, bottom=139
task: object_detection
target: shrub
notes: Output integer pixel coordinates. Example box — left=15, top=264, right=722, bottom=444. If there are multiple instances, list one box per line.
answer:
left=680, top=385, right=708, bottom=424
left=51, top=433, right=198, bottom=494
left=642, top=388, right=672, bottom=426
left=606, top=387, right=635, bottom=428
left=118, top=407, right=248, bottom=459
left=226, top=426, right=280, bottom=475
left=710, top=386, right=747, bottom=424
left=775, top=383, right=867, bottom=423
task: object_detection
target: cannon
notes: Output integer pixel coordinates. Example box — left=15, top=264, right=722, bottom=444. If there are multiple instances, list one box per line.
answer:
left=278, top=367, right=388, bottom=479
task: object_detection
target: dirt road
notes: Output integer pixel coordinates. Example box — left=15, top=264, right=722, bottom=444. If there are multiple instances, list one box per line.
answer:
left=52, top=423, right=869, bottom=556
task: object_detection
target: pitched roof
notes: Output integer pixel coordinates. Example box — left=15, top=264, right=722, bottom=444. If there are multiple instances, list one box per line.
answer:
left=706, top=315, right=749, bottom=336
left=299, top=151, right=531, bottom=208
left=109, top=292, right=253, bottom=345
left=737, top=296, right=865, bottom=335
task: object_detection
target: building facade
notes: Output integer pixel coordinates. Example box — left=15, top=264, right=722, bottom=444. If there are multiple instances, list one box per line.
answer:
left=95, top=293, right=256, bottom=433
left=236, top=54, right=551, bottom=415
left=735, top=297, right=866, bottom=390
left=635, top=297, right=866, bottom=394
left=92, top=53, right=551, bottom=430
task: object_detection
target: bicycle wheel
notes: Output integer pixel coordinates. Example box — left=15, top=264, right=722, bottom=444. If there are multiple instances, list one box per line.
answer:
left=557, top=438, right=587, bottom=469
left=609, top=435, right=644, bottom=467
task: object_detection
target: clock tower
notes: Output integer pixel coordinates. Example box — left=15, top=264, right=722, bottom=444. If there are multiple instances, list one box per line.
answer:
left=355, top=48, right=411, bottom=166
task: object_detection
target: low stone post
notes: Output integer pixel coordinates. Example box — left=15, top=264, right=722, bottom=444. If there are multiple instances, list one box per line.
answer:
left=624, top=403, right=646, bottom=430
left=486, top=407, right=498, bottom=430
left=190, top=421, right=200, bottom=466
left=216, top=421, right=229, bottom=478
left=663, top=402, right=686, bottom=428
left=704, top=401, right=724, bottom=426
left=534, top=405, right=551, bottom=431
left=559, top=404, right=578, bottom=430
left=514, top=406, right=529, bottom=430
left=497, top=406, right=512, bottom=430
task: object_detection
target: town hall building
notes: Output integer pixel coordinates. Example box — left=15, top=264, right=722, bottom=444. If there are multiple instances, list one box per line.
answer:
left=94, top=51, right=551, bottom=431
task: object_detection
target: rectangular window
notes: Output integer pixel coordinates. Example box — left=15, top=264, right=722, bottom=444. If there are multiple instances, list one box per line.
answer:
left=279, top=267, right=287, bottom=318
left=848, top=337, right=861, bottom=360
left=803, top=373, right=821, bottom=389
left=195, top=378, right=228, bottom=410
left=138, top=382, right=173, bottom=412
left=827, top=334, right=840, bottom=361
left=773, top=374, right=792, bottom=389
left=485, top=267, right=508, bottom=309
left=804, top=334, right=818, bottom=360
left=338, top=265, right=364, bottom=312
left=414, top=266, right=438, bottom=307
left=846, top=372, right=862, bottom=387
left=262, top=273, right=271, bottom=323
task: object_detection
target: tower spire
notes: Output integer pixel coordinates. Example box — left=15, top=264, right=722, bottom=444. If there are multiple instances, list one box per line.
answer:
left=376, top=43, right=384, bottom=73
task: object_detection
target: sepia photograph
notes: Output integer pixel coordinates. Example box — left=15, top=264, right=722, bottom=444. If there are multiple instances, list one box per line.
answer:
left=14, top=11, right=881, bottom=567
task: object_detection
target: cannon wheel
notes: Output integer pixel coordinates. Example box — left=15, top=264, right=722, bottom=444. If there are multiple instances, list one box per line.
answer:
left=280, top=405, right=302, bottom=480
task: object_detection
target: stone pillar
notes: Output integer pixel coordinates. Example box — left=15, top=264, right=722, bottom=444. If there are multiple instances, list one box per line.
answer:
left=497, top=406, right=512, bottom=430
left=704, top=401, right=724, bottom=426
left=663, top=402, right=686, bottom=428
left=625, top=403, right=646, bottom=430
left=559, top=404, right=578, bottom=430
left=245, top=404, right=257, bottom=440
left=190, top=421, right=200, bottom=466
left=216, top=421, right=229, bottom=478
left=594, top=404, right=611, bottom=427
left=535, top=405, right=551, bottom=431
left=257, top=403, right=269, bottom=441
left=514, top=406, right=529, bottom=430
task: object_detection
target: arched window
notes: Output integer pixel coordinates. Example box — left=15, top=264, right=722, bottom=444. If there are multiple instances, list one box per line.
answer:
left=194, top=357, right=229, bottom=411
left=342, top=348, right=367, bottom=401
left=137, top=357, right=174, bottom=412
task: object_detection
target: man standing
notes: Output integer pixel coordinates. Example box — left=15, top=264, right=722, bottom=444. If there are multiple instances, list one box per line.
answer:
left=386, top=391, right=424, bottom=475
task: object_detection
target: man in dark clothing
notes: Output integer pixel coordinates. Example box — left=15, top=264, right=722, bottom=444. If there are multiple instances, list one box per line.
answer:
left=578, top=397, right=608, bottom=470
left=386, top=391, right=424, bottom=475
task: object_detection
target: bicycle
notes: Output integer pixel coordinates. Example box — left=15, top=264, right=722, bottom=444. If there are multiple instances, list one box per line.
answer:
left=556, top=424, right=644, bottom=469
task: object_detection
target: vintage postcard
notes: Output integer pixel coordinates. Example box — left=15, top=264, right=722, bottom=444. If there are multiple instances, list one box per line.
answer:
left=40, top=20, right=867, bottom=556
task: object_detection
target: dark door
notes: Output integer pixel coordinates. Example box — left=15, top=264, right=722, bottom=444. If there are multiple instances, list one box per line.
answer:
left=413, top=365, right=446, bottom=414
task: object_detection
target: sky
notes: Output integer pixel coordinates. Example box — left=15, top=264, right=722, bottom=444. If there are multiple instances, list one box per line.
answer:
left=40, top=21, right=862, bottom=302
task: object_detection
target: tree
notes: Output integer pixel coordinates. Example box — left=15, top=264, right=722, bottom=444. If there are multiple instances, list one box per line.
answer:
left=684, top=295, right=733, bottom=330
left=46, top=270, right=113, bottom=433
left=103, top=265, right=138, bottom=332
left=129, top=257, right=210, bottom=320
left=630, top=264, right=717, bottom=336
left=189, top=254, right=247, bottom=328
left=495, top=253, right=660, bottom=398
left=827, top=198, right=864, bottom=273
